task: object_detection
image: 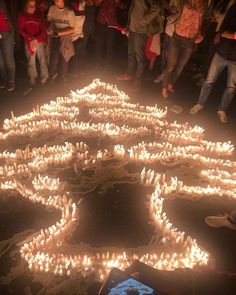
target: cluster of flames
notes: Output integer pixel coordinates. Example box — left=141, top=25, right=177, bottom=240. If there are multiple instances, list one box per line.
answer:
left=0, top=79, right=235, bottom=280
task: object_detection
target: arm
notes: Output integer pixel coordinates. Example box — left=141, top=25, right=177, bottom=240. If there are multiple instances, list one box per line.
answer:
left=34, top=16, right=47, bottom=42
left=221, top=31, right=236, bottom=40
left=143, top=1, right=162, bottom=26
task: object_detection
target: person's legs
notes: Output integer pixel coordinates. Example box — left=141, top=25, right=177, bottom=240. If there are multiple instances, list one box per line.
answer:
left=0, top=31, right=15, bottom=84
left=162, top=35, right=181, bottom=90
left=49, top=38, right=60, bottom=78
left=197, top=53, right=227, bottom=105
left=95, top=22, right=106, bottom=66
left=105, top=27, right=116, bottom=66
left=127, top=31, right=136, bottom=76
left=134, top=32, right=147, bottom=80
left=171, top=42, right=195, bottom=86
left=25, top=44, right=38, bottom=84
left=161, top=33, right=170, bottom=72
left=36, top=42, right=49, bottom=82
left=60, top=55, right=69, bottom=80
left=0, top=44, right=7, bottom=85
left=218, top=59, right=236, bottom=111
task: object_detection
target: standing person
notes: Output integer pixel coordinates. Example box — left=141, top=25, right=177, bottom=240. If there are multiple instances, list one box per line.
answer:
left=19, top=0, right=49, bottom=86
left=195, top=0, right=236, bottom=87
left=0, top=0, right=16, bottom=91
left=95, top=0, right=125, bottom=69
left=190, top=3, right=236, bottom=124
left=116, top=0, right=163, bottom=92
left=71, top=0, right=86, bottom=74
left=162, top=0, right=208, bottom=98
left=47, top=0, right=75, bottom=85
left=154, top=1, right=180, bottom=83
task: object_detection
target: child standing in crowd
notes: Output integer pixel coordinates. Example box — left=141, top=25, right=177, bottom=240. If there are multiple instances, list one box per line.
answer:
left=162, top=0, right=207, bottom=98
left=19, top=0, right=48, bottom=86
left=47, top=0, right=75, bottom=84
left=190, top=3, right=236, bottom=124
left=71, top=0, right=86, bottom=74
left=0, top=0, right=15, bottom=91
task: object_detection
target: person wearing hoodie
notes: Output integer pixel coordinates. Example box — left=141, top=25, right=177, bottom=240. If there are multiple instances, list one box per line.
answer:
left=19, top=0, right=49, bottom=86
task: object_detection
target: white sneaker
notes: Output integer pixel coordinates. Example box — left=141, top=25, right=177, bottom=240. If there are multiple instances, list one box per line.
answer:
left=41, top=78, right=48, bottom=85
left=30, top=79, right=36, bottom=86
left=205, top=214, right=236, bottom=230
left=217, top=111, right=228, bottom=123
left=190, top=104, right=204, bottom=115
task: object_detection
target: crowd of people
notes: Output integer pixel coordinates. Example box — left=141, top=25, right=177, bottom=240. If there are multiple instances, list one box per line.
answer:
left=0, top=0, right=235, bottom=123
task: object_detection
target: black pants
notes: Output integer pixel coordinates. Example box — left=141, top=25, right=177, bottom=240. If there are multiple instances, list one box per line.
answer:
left=49, top=37, right=68, bottom=79
left=73, top=38, right=86, bottom=72
left=127, top=31, right=147, bottom=80
left=95, top=22, right=116, bottom=65
left=162, top=33, right=196, bottom=88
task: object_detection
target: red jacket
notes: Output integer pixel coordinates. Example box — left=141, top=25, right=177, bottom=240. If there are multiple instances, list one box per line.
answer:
left=18, top=11, right=46, bottom=46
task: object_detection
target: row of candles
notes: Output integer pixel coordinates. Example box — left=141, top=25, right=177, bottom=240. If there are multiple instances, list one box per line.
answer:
left=0, top=120, right=150, bottom=141
left=0, top=80, right=235, bottom=278
left=114, top=142, right=235, bottom=169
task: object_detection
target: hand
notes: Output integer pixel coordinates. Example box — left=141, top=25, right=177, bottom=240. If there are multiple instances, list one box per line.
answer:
left=213, top=33, right=221, bottom=44
left=47, top=29, right=53, bottom=35
left=30, top=39, right=38, bottom=48
left=195, top=35, right=204, bottom=44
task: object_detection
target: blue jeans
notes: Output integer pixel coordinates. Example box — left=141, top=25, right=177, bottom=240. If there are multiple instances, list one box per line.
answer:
left=25, top=42, right=48, bottom=81
left=128, top=31, right=147, bottom=80
left=162, top=33, right=195, bottom=88
left=198, top=53, right=236, bottom=111
left=0, top=30, right=15, bottom=84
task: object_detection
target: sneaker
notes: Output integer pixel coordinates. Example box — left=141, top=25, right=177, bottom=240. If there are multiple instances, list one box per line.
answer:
left=41, top=78, right=48, bottom=85
left=7, top=82, right=15, bottom=92
left=116, top=74, right=133, bottom=81
left=190, top=104, right=204, bottom=115
left=205, top=214, right=236, bottom=230
left=162, top=88, right=168, bottom=98
left=167, top=84, right=175, bottom=93
left=30, top=79, right=36, bottom=86
left=154, top=73, right=163, bottom=83
left=48, top=73, right=58, bottom=84
left=217, top=111, right=228, bottom=123
left=130, top=79, right=141, bottom=92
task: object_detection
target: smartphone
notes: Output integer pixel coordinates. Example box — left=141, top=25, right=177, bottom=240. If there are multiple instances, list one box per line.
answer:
left=98, top=267, right=164, bottom=295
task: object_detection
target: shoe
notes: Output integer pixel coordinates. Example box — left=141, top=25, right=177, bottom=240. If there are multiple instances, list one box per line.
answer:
left=205, top=214, right=236, bottom=230
left=167, top=84, right=175, bottom=93
left=190, top=104, right=204, bottom=115
left=162, top=88, right=168, bottom=98
left=61, top=77, right=68, bottom=87
left=7, top=82, right=15, bottom=92
left=0, top=84, right=5, bottom=89
left=217, top=111, right=228, bottom=123
left=116, top=74, right=133, bottom=81
left=48, top=73, right=58, bottom=84
left=130, top=79, right=141, bottom=92
left=30, top=79, right=36, bottom=86
left=41, top=78, right=48, bottom=85
left=154, top=73, right=163, bottom=83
